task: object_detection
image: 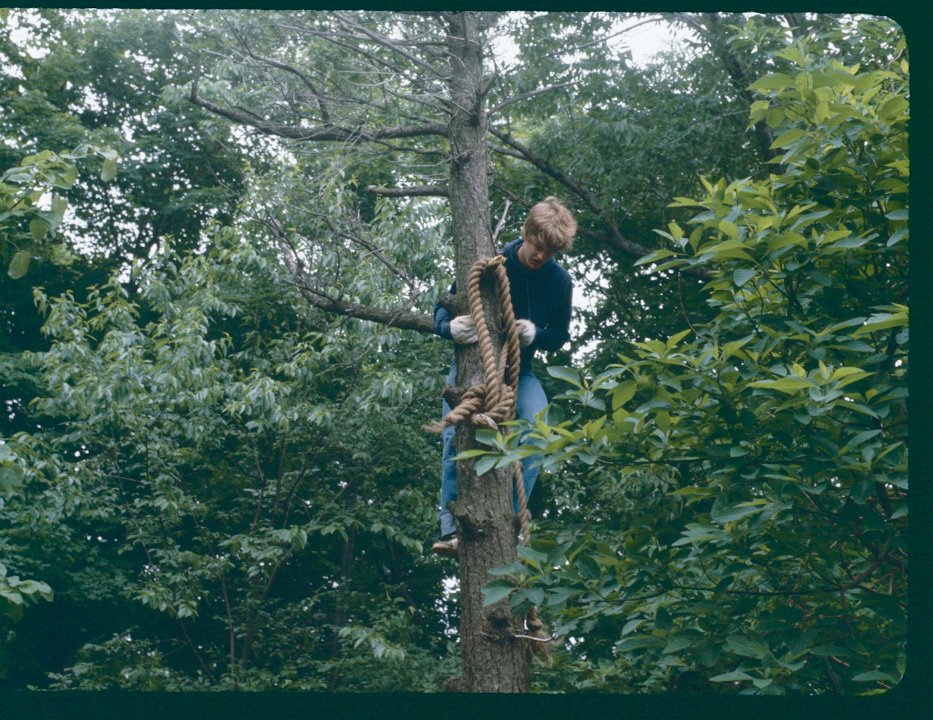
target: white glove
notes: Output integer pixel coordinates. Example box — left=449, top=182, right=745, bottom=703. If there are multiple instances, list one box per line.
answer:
left=515, top=319, right=537, bottom=347
left=450, top=315, right=478, bottom=344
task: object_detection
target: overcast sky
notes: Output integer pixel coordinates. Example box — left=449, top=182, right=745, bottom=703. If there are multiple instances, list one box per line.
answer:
left=619, top=15, right=697, bottom=66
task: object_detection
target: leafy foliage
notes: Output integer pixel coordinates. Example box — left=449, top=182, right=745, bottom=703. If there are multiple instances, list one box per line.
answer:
left=485, top=16, right=907, bottom=695
left=2, top=237, right=456, bottom=689
left=1, top=145, right=115, bottom=279
left=0, top=10, right=908, bottom=694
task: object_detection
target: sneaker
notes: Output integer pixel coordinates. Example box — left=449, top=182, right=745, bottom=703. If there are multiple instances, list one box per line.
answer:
left=431, top=534, right=459, bottom=558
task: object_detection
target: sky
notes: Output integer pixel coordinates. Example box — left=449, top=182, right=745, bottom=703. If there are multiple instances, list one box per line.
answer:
left=489, top=13, right=698, bottom=71
left=618, top=15, right=698, bottom=66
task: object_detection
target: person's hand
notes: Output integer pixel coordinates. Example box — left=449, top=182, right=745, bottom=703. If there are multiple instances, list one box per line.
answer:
left=515, top=319, right=536, bottom=347
left=450, top=315, right=478, bottom=344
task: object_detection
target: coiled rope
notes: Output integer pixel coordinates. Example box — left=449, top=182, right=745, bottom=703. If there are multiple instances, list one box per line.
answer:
left=427, top=254, right=549, bottom=655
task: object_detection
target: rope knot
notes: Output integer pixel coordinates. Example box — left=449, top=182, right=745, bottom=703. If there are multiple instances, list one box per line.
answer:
left=430, top=255, right=521, bottom=435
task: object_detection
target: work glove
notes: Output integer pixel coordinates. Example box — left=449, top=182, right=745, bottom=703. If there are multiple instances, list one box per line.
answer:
left=515, top=319, right=537, bottom=347
left=450, top=315, right=478, bottom=344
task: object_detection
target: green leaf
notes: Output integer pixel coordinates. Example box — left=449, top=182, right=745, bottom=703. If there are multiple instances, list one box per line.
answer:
left=481, top=579, right=514, bottom=606
left=547, top=365, right=583, bottom=388
left=545, top=586, right=580, bottom=608
left=663, top=632, right=702, bottom=654
left=473, top=454, right=499, bottom=477
left=852, top=670, right=898, bottom=683
left=878, top=96, right=909, bottom=120
left=710, top=670, right=754, bottom=683
left=29, top=217, right=49, bottom=241
left=749, top=377, right=813, bottom=393
left=634, top=248, right=676, bottom=266
left=697, top=240, right=754, bottom=262
left=512, top=587, right=545, bottom=608
left=722, top=336, right=752, bottom=359
left=725, top=635, right=769, bottom=659
left=573, top=554, right=600, bottom=580
left=8, top=251, right=31, bottom=279
left=733, top=267, right=756, bottom=287
left=101, top=158, right=118, bottom=182
left=516, top=544, right=550, bottom=569
left=887, top=227, right=908, bottom=246
left=672, top=525, right=727, bottom=546
left=749, top=73, right=794, bottom=92
left=853, top=311, right=908, bottom=336
left=610, top=380, right=637, bottom=410
left=775, top=46, right=806, bottom=65
left=0, top=465, right=25, bottom=495
left=711, top=501, right=767, bottom=524
left=615, top=635, right=665, bottom=652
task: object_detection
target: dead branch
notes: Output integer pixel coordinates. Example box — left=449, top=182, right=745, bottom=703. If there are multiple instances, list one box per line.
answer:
left=366, top=184, right=449, bottom=197
left=491, top=198, right=511, bottom=245
left=189, top=83, right=447, bottom=142
left=489, top=83, right=574, bottom=116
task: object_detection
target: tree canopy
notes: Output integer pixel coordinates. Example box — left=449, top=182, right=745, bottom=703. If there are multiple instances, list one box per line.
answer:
left=0, top=9, right=908, bottom=696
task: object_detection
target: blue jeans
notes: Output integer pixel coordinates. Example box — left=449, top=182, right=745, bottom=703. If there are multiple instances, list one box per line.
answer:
left=439, top=362, right=547, bottom=538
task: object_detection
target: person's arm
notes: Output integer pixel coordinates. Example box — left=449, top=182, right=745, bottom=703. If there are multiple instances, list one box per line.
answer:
left=434, top=280, right=457, bottom=340
left=531, top=274, right=572, bottom=352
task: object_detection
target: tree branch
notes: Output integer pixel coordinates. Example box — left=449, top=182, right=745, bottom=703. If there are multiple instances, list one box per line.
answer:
left=189, top=64, right=447, bottom=143
left=277, top=239, right=435, bottom=334
left=488, top=127, right=713, bottom=280
left=366, top=183, right=449, bottom=197
left=488, top=82, right=574, bottom=117
left=333, top=11, right=449, bottom=80
left=491, top=198, right=511, bottom=245
left=227, top=24, right=333, bottom=124
left=190, top=89, right=447, bottom=142
left=293, top=282, right=435, bottom=334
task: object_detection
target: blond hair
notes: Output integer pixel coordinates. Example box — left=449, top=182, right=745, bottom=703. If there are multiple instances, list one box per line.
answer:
left=522, top=196, right=576, bottom=253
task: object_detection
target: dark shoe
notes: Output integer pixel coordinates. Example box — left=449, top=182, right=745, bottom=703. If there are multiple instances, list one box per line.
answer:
left=431, top=534, right=459, bottom=558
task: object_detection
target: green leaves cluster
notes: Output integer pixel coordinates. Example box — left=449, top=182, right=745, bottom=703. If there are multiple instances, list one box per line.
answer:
left=0, top=9, right=909, bottom=694
left=1, top=145, right=117, bottom=279
left=1, top=236, right=455, bottom=689
left=487, top=17, right=907, bottom=695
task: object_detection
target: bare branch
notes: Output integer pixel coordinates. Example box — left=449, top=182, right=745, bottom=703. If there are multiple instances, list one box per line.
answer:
left=227, top=26, right=333, bottom=123
left=488, top=127, right=645, bottom=255
left=285, top=266, right=435, bottom=335
left=190, top=84, right=448, bottom=142
left=489, top=82, right=574, bottom=117
left=366, top=183, right=449, bottom=197
left=252, top=208, right=417, bottom=296
left=333, top=11, right=450, bottom=81
left=491, top=199, right=511, bottom=245
left=265, top=214, right=436, bottom=335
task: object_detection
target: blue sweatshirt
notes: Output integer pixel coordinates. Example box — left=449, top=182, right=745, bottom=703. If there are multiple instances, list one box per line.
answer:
left=434, top=238, right=573, bottom=373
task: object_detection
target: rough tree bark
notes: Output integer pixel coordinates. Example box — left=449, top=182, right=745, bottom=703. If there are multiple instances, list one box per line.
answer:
left=442, top=11, right=530, bottom=692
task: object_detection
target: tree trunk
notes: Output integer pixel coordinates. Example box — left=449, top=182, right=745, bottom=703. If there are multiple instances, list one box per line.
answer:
left=443, top=12, right=529, bottom=693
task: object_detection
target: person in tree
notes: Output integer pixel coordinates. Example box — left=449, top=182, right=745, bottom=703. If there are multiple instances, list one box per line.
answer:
left=431, top=196, right=577, bottom=557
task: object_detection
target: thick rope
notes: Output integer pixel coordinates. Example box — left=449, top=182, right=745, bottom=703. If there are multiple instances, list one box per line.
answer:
left=427, top=255, right=548, bottom=657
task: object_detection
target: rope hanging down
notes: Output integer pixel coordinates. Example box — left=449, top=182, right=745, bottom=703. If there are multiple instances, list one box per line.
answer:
left=427, top=255, right=549, bottom=655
